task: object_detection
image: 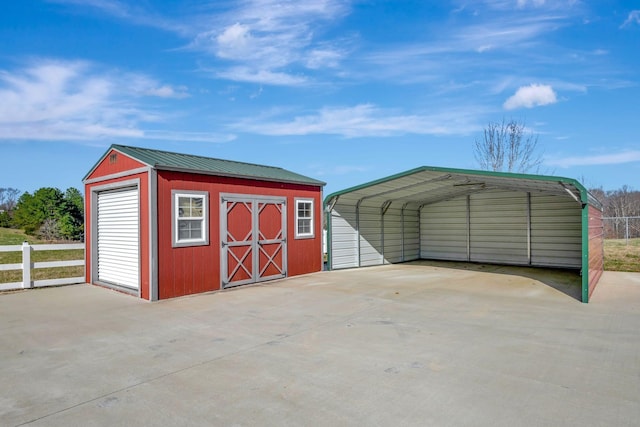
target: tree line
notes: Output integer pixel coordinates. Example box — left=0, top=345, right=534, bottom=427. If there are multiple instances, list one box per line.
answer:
left=0, top=187, right=84, bottom=241
left=591, top=186, right=640, bottom=240
left=590, top=186, right=640, bottom=218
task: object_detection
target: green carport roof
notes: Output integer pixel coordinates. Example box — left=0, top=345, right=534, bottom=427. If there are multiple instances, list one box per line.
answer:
left=324, top=166, right=601, bottom=209
left=84, top=144, right=325, bottom=186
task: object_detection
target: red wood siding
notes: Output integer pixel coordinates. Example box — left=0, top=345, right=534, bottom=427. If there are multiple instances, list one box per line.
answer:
left=157, top=171, right=323, bottom=299
left=86, top=149, right=146, bottom=181
left=588, top=205, right=604, bottom=298
left=85, top=170, right=150, bottom=300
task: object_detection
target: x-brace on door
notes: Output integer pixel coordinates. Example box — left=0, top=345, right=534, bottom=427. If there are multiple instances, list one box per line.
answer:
left=221, top=194, right=287, bottom=288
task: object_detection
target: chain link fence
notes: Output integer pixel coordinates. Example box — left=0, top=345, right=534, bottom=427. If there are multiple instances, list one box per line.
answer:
left=603, top=216, right=640, bottom=243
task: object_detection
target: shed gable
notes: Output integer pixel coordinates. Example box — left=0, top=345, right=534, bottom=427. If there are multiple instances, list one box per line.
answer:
left=85, top=148, right=148, bottom=182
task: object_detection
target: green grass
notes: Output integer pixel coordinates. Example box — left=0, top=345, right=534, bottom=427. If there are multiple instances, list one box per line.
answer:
left=0, top=227, right=41, bottom=245
left=604, top=238, right=640, bottom=273
left=0, top=227, right=84, bottom=284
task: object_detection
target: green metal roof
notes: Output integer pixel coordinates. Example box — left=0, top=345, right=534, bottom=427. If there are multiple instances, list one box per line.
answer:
left=324, top=166, right=602, bottom=209
left=85, top=144, right=325, bottom=186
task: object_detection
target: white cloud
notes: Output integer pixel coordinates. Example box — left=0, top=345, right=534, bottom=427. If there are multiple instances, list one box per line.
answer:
left=503, top=84, right=557, bottom=110
left=360, top=10, right=572, bottom=86
left=0, top=59, right=221, bottom=143
left=457, top=18, right=562, bottom=53
left=143, top=85, right=190, bottom=98
left=215, top=23, right=253, bottom=59
left=516, top=0, right=546, bottom=8
left=125, top=75, right=190, bottom=98
left=231, top=104, right=483, bottom=138
left=142, top=130, right=236, bottom=143
left=621, top=10, right=640, bottom=27
left=48, top=0, right=188, bottom=34
left=305, top=48, right=344, bottom=69
left=215, top=67, right=308, bottom=86
left=483, top=0, right=571, bottom=11
left=189, top=0, right=350, bottom=85
left=546, top=150, right=640, bottom=168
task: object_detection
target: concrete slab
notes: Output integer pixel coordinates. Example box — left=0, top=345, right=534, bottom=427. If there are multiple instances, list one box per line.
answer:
left=1, top=262, right=639, bottom=426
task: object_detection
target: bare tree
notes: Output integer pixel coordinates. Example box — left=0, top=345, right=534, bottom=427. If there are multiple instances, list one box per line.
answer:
left=474, top=119, right=543, bottom=173
left=38, top=217, right=61, bottom=241
left=607, top=185, right=640, bottom=218
left=0, top=187, right=21, bottom=211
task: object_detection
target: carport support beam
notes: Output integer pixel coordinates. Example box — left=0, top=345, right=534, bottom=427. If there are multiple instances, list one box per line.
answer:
left=466, top=195, right=471, bottom=262
left=581, top=190, right=590, bottom=303
left=527, top=192, right=532, bottom=265
left=380, top=201, right=392, bottom=265
left=418, top=205, right=424, bottom=258
left=356, top=200, right=362, bottom=268
left=401, top=202, right=409, bottom=262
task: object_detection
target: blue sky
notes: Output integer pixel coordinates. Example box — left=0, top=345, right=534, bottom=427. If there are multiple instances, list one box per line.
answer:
left=1, top=0, right=639, bottom=197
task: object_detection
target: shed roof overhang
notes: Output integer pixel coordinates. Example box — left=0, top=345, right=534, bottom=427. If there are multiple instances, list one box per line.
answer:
left=324, top=166, right=602, bottom=211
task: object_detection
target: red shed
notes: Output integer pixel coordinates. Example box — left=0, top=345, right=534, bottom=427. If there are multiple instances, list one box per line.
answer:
left=83, top=144, right=325, bottom=301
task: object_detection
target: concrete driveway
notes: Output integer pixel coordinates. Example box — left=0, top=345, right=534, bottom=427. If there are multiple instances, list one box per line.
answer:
left=1, top=261, right=639, bottom=426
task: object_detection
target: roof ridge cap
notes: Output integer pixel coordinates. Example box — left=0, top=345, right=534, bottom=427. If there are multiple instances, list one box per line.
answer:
left=113, top=144, right=288, bottom=171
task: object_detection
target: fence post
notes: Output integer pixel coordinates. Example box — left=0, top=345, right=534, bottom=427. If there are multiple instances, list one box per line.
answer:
left=22, top=242, right=32, bottom=289
left=625, top=217, right=629, bottom=245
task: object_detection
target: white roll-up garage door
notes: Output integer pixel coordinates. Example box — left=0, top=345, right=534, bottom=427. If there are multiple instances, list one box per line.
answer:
left=97, top=187, right=139, bottom=290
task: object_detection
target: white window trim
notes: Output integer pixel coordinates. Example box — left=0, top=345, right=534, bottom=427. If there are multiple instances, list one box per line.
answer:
left=172, top=190, right=209, bottom=248
left=295, top=198, right=315, bottom=239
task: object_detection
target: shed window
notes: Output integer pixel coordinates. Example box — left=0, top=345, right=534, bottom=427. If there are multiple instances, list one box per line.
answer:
left=295, top=199, right=314, bottom=239
left=173, top=191, right=209, bottom=247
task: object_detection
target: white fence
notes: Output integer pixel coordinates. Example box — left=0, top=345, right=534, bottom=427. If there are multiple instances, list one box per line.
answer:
left=0, top=242, right=85, bottom=291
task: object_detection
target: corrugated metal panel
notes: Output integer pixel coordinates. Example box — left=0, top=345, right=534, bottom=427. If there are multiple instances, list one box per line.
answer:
left=402, top=208, right=420, bottom=261
left=421, top=197, right=467, bottom=260
left=383, top=206, right=403, bottom=263
left=359, top=206, right=383, bottom=267
left=530, top=194, right=581, bottom=268
left=330, top=205, right=359, bottom=269
left=88, top=144, right=325, bottom=186
left=333, top=191, right=583, bottom=270
left=97, top=188, right=139, bottom=289
left=470, top=191, right=528, bottom=264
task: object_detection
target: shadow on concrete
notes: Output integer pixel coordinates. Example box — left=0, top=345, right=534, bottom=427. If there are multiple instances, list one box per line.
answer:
left=400, top=259, right=583, bottom=302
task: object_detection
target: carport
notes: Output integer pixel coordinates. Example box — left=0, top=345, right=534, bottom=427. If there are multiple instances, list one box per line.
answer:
left=324, top=166, right=604, bottom=303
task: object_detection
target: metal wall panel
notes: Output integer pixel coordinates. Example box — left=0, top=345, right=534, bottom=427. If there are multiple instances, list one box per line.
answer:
left=403, top=207, right=420, bottom=261
left=359, top=205, right=383, bottom=266
left=530, top=194, right=581, bottom=268
left=383, top=206, right=403, bottom=263
left=420, top=197, right=467, bottom=260
left=470, top=191, right=528, bottom=265
left=330, top=203, right=422, bottom=268
left=329, top=205, right=359, bottom=269
left=330, top=190, right=583, bottom=271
